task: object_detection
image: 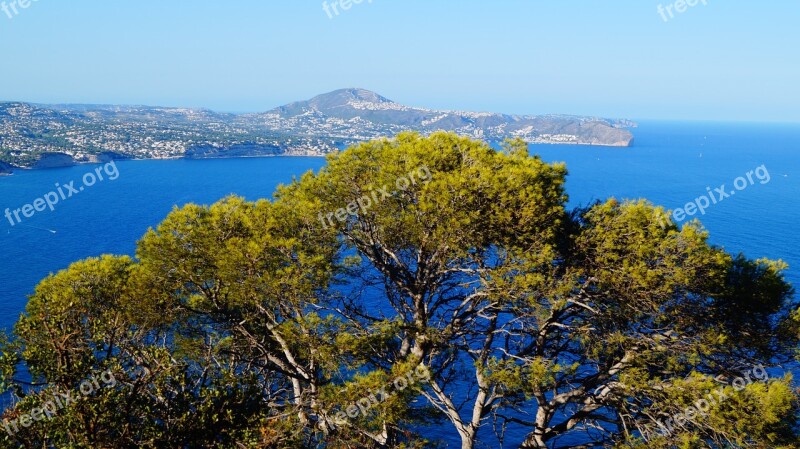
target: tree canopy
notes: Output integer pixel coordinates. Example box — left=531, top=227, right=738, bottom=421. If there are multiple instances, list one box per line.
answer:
left=2, top=132, right=798, bottom=448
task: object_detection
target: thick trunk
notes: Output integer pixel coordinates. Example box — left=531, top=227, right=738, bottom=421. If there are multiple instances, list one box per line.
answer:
left=292, top=377, right=310, bottom=426
left=520, top=428, right=549, bottom=449
left=458, top=427, right=476, bottom=449
left=520, top=406, right=551, bottom=449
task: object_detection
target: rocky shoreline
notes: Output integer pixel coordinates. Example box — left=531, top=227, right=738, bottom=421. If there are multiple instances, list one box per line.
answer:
left=0, top=148, right=324, bottom=175
left=0, top=135, right=637, bottom=175
left=0, top=151, right=129, bottom=175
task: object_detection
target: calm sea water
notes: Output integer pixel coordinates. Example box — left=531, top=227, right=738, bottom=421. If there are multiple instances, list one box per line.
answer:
left=0, top=121, right=798, bottom=446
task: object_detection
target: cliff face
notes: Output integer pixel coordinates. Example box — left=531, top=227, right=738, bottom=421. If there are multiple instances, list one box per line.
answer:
left=185, top=144, right=283, bottom=159
left=33, top=153, right=76, bottom=169
left=84, top=151, right=127, bottom=163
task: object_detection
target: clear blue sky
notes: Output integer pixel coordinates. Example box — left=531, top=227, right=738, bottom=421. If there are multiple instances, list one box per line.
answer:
left=0, top=1, right=798, bottom=122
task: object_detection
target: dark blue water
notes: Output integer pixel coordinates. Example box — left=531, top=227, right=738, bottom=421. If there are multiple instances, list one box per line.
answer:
left=0, top=157, right=327, bottom=325
left=532, top=121, right=799, bottom=285
left=1, top=122, right=798, bottom=447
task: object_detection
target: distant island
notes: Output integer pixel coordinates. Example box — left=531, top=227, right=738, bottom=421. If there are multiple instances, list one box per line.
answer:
left=0, top=88, right=636, bottom=174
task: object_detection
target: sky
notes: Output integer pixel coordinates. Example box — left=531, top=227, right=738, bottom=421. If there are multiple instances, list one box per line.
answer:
left=0, top=1, right=798, bottom=122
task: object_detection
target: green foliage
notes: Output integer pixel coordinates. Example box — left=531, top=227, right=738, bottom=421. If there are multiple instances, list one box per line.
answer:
left=1, top=133, right=797, bottom=448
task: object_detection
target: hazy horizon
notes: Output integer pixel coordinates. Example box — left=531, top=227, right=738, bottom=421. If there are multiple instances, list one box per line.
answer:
left=2, top=91, right=799, bottom=125
left=0, top=0, right=800, bottom=122
left=1, top=1, right=798, bottom=122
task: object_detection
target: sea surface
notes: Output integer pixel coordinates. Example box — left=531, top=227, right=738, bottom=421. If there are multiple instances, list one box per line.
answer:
left=0, top=121, right=798, bottom=447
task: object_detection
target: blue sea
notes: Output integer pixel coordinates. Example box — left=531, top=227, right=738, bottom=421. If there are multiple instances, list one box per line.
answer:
left=1, top=121, right=798, bottom=447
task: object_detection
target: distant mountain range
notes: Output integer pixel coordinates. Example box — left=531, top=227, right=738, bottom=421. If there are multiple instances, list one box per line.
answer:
left=0, top=88, right=635, bottom=173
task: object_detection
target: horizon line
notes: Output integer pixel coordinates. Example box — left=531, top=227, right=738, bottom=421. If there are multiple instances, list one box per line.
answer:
left=1, top=94, right=798, bottom=125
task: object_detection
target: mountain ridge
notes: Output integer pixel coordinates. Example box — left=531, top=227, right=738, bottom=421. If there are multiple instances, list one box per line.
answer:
left=0, top=89, right=636, bottom=171
left=256, top=88, right=635, bottom=144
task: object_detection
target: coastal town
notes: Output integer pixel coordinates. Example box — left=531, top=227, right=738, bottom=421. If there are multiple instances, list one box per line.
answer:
left=0, top=89, right=635, bottom=172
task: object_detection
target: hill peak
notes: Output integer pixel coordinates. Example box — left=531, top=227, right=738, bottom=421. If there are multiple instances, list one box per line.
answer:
left=308, top=88, right=394, bottom=109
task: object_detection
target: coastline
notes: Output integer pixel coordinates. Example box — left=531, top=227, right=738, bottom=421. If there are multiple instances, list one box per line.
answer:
left=0, top=135, right=633, bottom=176
left=0, top=153, right=330, bottom=176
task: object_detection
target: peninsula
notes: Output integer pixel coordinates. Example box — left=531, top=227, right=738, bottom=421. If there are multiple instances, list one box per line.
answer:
left=0, top=89, right=636, bottom=173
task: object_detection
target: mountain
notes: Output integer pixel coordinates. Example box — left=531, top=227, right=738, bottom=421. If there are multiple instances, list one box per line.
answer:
left=0, top=89, right=635, bottom=170
left=246, top=88, right=635, bottom=146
